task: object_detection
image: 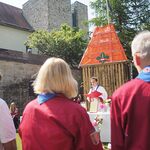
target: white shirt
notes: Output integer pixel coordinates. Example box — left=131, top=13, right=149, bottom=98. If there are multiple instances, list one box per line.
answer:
left=89, top=85, right=108, bottom=100
left=0, top=98, right=16, bottom=150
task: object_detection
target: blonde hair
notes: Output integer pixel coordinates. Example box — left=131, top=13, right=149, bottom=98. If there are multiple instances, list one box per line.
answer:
left=131, top=31, right=150, bottom=62
left=10, top=102, right=16, bottom=113
left=33, top=57, right=78, bottom=99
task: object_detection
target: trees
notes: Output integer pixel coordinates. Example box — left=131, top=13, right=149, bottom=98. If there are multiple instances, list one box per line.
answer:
left=89, top=0, right=150, bottom=59
left=25, top=24, right=88, bottom=68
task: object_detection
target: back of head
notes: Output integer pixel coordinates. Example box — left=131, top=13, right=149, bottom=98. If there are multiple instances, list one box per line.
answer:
left=91, top=76, right=98, bottom=82
left=33, top=57, right=78, bottom=99
left=131, top=31, right=150, bottom=65
left=10, top=102, right=16, bottom=112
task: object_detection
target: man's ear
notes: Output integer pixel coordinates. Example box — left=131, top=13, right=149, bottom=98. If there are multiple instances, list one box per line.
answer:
left=133, top=53, right=142, bottom=72
left=134, top=53, right=141, bottom=66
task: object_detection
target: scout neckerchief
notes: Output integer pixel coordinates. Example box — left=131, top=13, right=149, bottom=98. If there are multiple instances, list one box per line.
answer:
left=136, top=65, right=150, bottom=82
left=37, top=93, right=56, bottom=104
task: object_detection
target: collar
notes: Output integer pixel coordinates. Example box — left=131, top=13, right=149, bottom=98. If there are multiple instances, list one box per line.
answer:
left=37, top=93, right=56, bottom=104
left=136, top=66, right=150, bottom=82
left=92, top=85, right=99, bottom=90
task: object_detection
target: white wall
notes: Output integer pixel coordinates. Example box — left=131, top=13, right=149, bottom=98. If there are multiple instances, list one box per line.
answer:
left=0, top=25, right=36, bottom=53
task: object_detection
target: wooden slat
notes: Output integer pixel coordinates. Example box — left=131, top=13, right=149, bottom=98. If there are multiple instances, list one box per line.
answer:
left=81, top=61, right=130, bottom=97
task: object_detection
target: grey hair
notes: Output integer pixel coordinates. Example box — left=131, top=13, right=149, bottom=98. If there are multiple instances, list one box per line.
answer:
left=131, top=31, right=150, bottom=61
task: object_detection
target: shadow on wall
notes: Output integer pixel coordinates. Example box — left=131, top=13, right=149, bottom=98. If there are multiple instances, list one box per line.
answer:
left=2, top=78, right=36, bottom=115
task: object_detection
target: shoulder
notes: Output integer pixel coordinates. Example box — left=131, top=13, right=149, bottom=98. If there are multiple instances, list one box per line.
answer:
left=116, top=78, right=146, bottom=92
left=58, top=97, right=87, bottom=113
left=97, top=85, right=107, bottom=91
left=23, top=99, right=37, bottom=112
left=0, top=98, right=6, bottom=106
left=0, top=98, right=9, bottom=112
left=52, top=96, right=88, bottom=116
left=98, top=85, right=104, bottom=89
left=0, top=99, right=16, bottom=143
left=112, top=78, right=146, bottom=99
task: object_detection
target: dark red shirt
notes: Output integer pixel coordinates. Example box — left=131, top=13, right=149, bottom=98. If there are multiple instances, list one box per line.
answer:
left=111, top=78, right=150, bottom=150
left=19, top=95, right=103, bottom=150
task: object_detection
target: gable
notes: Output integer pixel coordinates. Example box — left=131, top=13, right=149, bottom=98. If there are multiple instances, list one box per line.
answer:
left=79, top=24, right=128, bottom=66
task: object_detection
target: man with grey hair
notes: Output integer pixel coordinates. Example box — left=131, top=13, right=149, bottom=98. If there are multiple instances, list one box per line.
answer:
left=111, top=31, right=150, bottom=150
left=0, top=74, right=17, bottom=150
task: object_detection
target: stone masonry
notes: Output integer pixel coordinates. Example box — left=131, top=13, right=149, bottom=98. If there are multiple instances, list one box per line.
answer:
left=23, top=0, right=88, bottom=32
left=23, top=0, right=49, bottom=30
left=72, top=1, right=88, bottom=32
left=23, top=0, right=72, bottom=31
left=0, top=49, right=81, bottom=114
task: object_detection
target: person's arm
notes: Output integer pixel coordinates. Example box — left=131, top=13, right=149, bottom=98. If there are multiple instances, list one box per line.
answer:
left=3, top=139, right=17, bottom=150
left=0, top=99, right=17, bottom=150
left=87, top=88, right=92, bottom=101
left=75, top=108, right=103, bottom=150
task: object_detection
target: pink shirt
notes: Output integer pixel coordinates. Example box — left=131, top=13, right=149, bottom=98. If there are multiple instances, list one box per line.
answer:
left=0, top=99, right=16, bottom=150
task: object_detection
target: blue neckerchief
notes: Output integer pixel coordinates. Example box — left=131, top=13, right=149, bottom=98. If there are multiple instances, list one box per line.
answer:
left=96, top=85, right=99, bottom=91
left=37, top=93, right=56, bottom=104
left=136, top=66, right=150, bottom=82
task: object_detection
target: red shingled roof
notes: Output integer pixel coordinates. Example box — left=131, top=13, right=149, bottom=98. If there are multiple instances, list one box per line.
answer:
left=0, top=2, right=33, bottom=31
left=79, top=24, right=128, bottom=66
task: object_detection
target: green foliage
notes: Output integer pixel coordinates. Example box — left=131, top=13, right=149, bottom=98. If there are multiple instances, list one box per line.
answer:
left=89, top=0, right=150, bottom=60
left=25, top=24, right=88, bottom=68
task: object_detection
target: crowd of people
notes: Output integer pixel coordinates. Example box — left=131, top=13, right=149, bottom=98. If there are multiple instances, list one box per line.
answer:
left=0, top=30, right=149, bottom=150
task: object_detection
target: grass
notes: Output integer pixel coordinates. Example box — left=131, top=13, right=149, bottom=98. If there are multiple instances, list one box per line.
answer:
left=16, top=134, right=22, bottom=150
left=16, top=134, right=109, bottom=150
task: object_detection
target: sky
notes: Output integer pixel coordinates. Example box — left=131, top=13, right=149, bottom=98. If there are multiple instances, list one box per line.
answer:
left=0, top=0, right=95, bottom=20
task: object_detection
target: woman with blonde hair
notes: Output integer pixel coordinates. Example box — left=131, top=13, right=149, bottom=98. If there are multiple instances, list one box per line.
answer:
left=19, top=57, right=103, bottom=150
left=10, top=102, right=19, bottom=129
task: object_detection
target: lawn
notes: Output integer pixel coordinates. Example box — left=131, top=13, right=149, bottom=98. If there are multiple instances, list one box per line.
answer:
left=16, top=134, right=109, bottom=150
left=16, top=134, right=22, bottom=150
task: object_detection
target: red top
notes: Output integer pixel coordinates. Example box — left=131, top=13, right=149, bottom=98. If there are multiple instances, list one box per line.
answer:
left=19, top=95, right=103, bottom=150
left=111, top=78, right=150, bottom=150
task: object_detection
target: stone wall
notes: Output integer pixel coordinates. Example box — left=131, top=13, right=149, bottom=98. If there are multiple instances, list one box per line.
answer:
left=0, top=49, right=82, bottom=114
left=0, top=60, right=40, bottom=88
left=2, top=79, right=32, bottom=115
left=0, top=49, right=48, bottom=113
